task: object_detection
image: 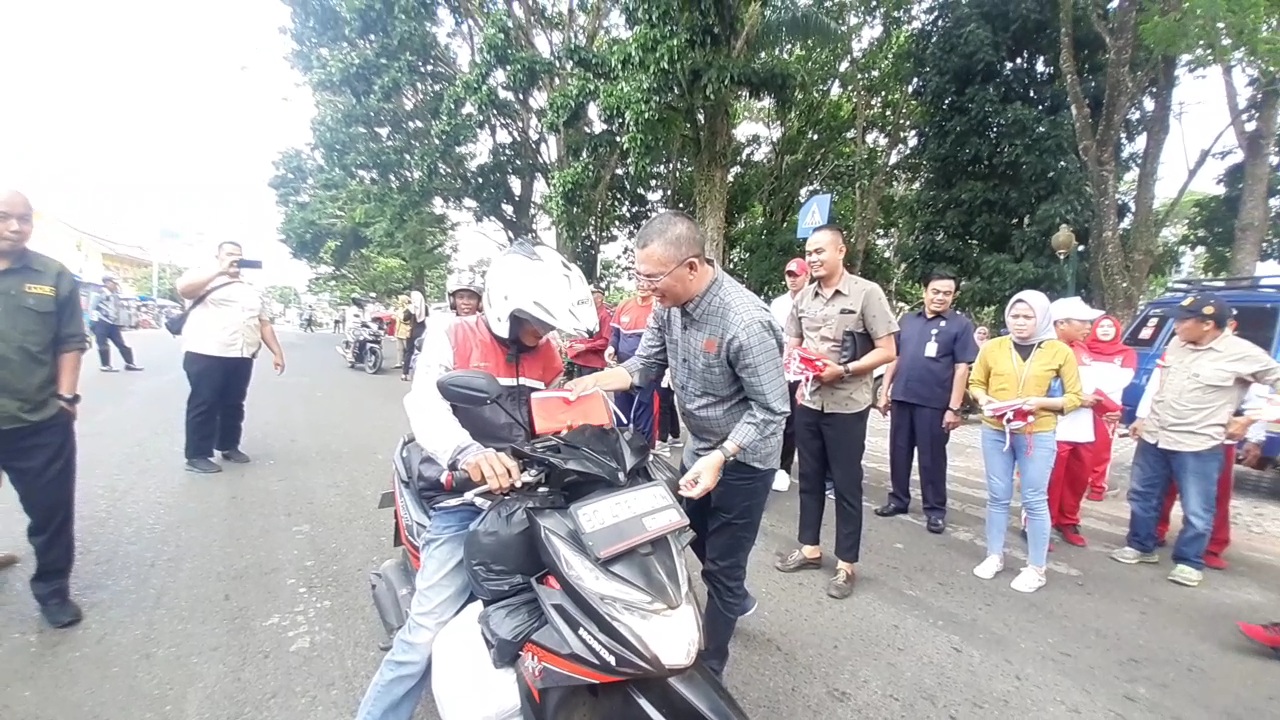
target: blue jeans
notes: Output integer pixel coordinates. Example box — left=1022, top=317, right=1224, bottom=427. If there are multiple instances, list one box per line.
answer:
left=1125, top=439, right=1225, bottom=570
left=356, top=504, right=482, bottom=720
left=980, top=427, right=1056, bottom=567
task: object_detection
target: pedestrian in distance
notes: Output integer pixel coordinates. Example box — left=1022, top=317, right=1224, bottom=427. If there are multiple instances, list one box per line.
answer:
left=0, top=189, right=88, bottom=628
left=774, top=224, right=898, bottom=600
left=607, top=286, right=661, bottom=446
left=399, top=291, right=428, bottom=381
left=968, top=290, right=1083, bottom=594
left=769, top=257, right=811, bottom=492
left=89, top=273, right=143, bottom=372
left=875, top=269, right=979, bottom=534
left=1082, top=314, right=1136, bottom=500
left=566, top=210, right=789, bottom=677
left=175, top=241, right=286, bottom=474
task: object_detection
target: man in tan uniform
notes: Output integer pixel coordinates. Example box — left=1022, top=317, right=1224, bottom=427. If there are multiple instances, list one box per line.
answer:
left=1114, top=293, right=1280, bottom=588
left=774, top=225, right=898, bottom=599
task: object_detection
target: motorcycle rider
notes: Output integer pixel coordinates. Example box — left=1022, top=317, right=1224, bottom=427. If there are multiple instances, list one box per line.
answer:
left=343, top=296, right=368, bottom=362
left=448, top=275, right=483, bottom=317
left=356, top=240, right=598, bottom=720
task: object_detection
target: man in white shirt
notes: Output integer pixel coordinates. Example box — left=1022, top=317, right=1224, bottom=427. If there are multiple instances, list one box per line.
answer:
left=175, top=242, right=286, bottom=474
left=770, top=258, right=809, bottom=491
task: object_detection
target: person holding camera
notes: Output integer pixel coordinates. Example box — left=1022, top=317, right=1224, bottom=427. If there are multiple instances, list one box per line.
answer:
left=174, top=242, right=285, bottom=474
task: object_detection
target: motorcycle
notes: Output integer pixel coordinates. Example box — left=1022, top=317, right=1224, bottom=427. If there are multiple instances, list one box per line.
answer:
left=370, top=369, right=750, bottom=720
left=337, top=321, right=385, bottom=374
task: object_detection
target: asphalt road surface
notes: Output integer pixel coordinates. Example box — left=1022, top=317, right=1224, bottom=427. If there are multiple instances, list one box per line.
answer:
left=2, top=329, right=1278, bottom=720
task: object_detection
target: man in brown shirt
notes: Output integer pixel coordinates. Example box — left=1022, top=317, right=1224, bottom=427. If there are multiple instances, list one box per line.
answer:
left=774, top=225, right=898, bottom=598
left=1113, top=293, right=1280, bottom=588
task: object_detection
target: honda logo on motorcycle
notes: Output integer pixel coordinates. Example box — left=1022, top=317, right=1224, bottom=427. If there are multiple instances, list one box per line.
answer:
left=576, top=626, right=617, bottom=666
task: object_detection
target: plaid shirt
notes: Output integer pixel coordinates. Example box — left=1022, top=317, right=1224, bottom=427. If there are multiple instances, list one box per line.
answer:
left=622, top=266, right=789, bottom=470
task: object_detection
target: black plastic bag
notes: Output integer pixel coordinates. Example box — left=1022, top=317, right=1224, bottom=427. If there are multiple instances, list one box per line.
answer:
left=479, top=591, right=547, bottom=667
left=464, top=495, right=555, bottom=602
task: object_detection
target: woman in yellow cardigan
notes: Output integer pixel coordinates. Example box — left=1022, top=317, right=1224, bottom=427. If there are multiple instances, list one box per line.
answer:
left=968, top=290, right=1083, bottom=593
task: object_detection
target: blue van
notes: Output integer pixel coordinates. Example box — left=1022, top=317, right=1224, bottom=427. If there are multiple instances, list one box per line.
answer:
left=1120, top=276, right=1280, bottom=460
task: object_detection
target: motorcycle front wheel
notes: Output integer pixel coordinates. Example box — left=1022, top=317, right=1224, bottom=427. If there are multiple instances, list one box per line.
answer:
left=364, top=345, right=383, bottom=374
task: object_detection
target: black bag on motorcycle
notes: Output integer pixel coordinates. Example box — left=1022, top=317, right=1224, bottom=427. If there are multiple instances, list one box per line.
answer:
left=463, top=494, right=558, bottom=602
left=478, top=591, right=546, bottom=667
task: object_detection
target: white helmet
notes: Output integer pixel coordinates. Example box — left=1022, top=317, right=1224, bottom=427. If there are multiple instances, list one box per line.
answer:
left=483, top=241, right=597, bottom=341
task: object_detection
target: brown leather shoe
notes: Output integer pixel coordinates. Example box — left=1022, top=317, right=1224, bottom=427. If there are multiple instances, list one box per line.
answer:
left=0, top=552, right=19, bottom=569
left=827, top=568, right=856, bottom=599
left=775, top=549, right=822, bottom=573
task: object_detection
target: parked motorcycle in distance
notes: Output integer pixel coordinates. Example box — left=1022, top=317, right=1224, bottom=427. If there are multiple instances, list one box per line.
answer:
left=337, top=321, right=385, bottom=374
left=370, top=370, right=751, bottom=720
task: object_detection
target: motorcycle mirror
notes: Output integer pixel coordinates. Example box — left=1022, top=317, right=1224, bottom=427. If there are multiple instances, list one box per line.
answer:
left=436, top=370, right=503, bottom=408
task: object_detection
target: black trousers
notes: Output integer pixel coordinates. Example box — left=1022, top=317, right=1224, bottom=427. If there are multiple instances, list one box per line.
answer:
left=780, top=381, right=800, bottom=473
left=0, top=411, right=77, bottom=604
left=91, top=320, right=134, bottom=368
left=888, top=401, right=951, bottom=519
left=657, top=387, right=680, bottom=441
left=795, top=405, right=869, bottom=564
left=682, top=460, right=772, bottom=678
left=183, top=352, right=254, bottom=460
left=402, top=323, right=426, bottom=374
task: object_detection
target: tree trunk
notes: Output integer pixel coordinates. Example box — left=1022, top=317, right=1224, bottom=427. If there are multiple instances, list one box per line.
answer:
left=694, top=95, right=733, bottom=263
left=1228, top=77, right=1280, bottom=277
left=1126, top=56, right=1177, bottom=290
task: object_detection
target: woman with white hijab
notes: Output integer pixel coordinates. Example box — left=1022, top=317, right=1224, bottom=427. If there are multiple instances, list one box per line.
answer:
left=400, top=290, right=429, bottom=381
left=967, top=290, right=1083, bottom=593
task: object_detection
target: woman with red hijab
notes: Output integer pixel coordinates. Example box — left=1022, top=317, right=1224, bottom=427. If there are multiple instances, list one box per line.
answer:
left=1083, top=315, right=1137, bottom=501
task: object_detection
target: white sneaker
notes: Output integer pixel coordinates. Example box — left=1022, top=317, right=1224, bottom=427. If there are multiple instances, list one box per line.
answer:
left=771, top=470, right=791, bottom=492
left=972, top=555, right=1004, bottom=580
left=1010, top=566, right=1047, bottom=593
left=653, top=441, right=669, bottom=455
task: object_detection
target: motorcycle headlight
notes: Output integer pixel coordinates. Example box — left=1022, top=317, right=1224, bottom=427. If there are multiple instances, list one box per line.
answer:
left=544, top=532, right=700, bottom=670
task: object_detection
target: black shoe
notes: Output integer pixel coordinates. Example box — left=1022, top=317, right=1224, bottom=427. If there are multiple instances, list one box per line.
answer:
left=739, top=592, right=759, bottom=618
left=124, top=364, right=144, bottom=371
left=874, top=503, right=909, bottom=517
left=926, top=517, right=946, bottom=534
left=40, top=598, right=83, bottom=629
left=185, top=458, right=222, bottom=474
left=220, top=449, right=251, bottom=464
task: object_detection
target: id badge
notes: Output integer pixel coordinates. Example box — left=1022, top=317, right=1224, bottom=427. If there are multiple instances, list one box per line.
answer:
left=924, top=341, right=938, bottom=358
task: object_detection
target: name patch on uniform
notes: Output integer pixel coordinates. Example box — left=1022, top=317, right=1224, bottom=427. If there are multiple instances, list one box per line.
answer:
left=24, top=284, right=56, bottom=297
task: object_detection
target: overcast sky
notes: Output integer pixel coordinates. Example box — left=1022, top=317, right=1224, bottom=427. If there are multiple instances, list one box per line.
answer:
left=0, top=1, right=1245, bottom=290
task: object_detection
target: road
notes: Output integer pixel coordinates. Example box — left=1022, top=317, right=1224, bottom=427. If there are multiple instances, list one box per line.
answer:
left=1, top=329, right=1278, bottom=720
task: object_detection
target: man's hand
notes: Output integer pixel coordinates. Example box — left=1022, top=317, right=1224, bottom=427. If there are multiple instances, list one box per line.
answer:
left=1241, top=441, right=1264, bottom=469
left=461, top=449, right=521, bottom=494
left=1129, top=419, right=1144, bottom=440
left=816, top=360, right=845, bottom=385
left=1225, top=416, right=1253, bottom=442
left=604, top=346, right=617, bottom=365
left=218, top=255, right=239, bottom=276
left=565, top=374, right=604, bottom=400
left=678, top=451, right=725, bottom=499
left=943, top=409, right=962, bottom=431
left=273, top=353, right=286, bottom=375
left=875, top=393, right=891, bottom=417
left=58, top=401, right=77, bottom=420
left=1079, top=394, right=1100, bottom=408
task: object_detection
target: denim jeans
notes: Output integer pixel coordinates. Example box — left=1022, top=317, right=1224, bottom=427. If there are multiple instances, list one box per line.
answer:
left=356, top=504, right=482, bottom=720
left=1125, top=439, right=1225, bottom=570
left=980, top=427, right=1056, bottom=567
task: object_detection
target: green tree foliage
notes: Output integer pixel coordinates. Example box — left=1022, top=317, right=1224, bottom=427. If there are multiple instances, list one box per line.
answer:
left=264, top=285, right=303, bottom=309
left=125, top=263, right=183, bottom=304
left=899, top=0, right=1095, bottom=313
left=1174, top=156, right=1280, bottom=275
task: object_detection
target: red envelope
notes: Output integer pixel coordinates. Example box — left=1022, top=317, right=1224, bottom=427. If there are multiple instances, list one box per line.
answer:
left=530, top=389, right=616, bottom=436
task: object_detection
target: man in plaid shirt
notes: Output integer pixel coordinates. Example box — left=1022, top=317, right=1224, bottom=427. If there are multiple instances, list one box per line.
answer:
left=567, top=210, right=789, bottom=678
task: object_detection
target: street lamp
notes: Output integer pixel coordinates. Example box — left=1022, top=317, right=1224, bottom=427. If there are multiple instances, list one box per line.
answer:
left=1051, top=224, right=1079, bottom=296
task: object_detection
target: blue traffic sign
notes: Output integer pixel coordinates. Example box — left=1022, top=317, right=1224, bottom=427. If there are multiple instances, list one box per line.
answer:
left=796, top=194, right=832, bottom=239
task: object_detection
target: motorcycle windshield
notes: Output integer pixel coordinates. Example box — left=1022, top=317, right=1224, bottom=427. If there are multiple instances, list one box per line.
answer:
left=516, top=425, right=650, bottom=488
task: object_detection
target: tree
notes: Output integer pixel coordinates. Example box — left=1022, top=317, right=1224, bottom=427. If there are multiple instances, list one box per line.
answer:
left=900, top=0, right=1097, bottom=313
left=264, top=285, right=303, bottom=309
left=605, top=0, right=844, bottom=263
left=125, top=263, right=183, bottom=304
left=1173, top=156, right=1280, bottom=274
left=1151, top=0, right=1280, bottom=275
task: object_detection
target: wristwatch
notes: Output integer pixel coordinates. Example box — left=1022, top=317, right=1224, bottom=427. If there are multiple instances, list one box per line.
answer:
left=56, top=393, right=82, bottom=406
left=716, top=445, right=736, bottom=462
left=947, top=406, right=960, bottom=414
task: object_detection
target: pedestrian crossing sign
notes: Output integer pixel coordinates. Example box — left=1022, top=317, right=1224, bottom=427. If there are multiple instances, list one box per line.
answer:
left=796, top=194, right=832, bottom=239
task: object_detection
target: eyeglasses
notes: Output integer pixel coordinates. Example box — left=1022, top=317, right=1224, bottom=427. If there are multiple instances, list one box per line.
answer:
left=634, top=256, right=700, bottom=288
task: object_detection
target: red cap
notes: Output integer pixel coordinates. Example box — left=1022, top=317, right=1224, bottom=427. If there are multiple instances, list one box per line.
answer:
left=785, top=258, right=809, bottom=276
